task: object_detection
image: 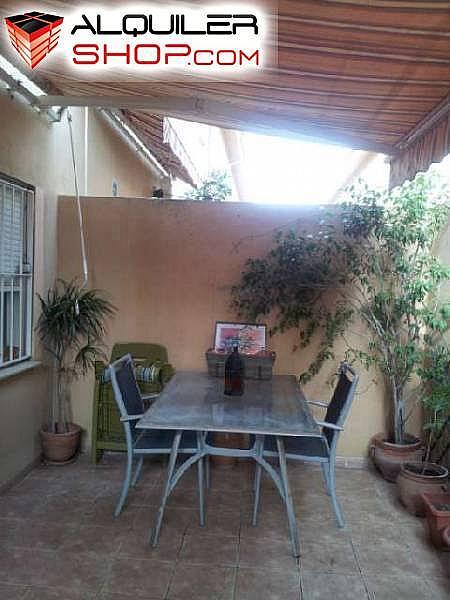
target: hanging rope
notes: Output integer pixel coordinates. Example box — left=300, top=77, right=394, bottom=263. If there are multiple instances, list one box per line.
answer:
left=67, top=109, right=89, bottom=290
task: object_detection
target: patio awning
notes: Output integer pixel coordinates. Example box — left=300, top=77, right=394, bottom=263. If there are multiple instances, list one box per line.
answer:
left=121, top=111, right=198, bottom=186
left=1, top=0, right=450, bottom=186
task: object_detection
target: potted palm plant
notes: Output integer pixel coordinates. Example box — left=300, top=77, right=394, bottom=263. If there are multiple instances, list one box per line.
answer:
left=37, top=279, right=115, bottom=463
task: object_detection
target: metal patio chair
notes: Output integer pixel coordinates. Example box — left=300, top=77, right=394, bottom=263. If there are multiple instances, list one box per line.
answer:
left=109, top=354, right=205, bottom=520
left=252, top=362, right=359, bottom=528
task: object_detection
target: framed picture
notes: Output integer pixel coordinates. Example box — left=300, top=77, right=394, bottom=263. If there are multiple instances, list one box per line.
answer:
left=213, top=322, right=266, bottom=355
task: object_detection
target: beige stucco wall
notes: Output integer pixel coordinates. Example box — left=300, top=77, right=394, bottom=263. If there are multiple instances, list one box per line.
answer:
left=58, top=196, right=420, bottom=459
left=0, top=95, right=164, bottom=487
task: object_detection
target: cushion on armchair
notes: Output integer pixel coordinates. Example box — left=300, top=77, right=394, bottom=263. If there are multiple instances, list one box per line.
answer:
left=95, top=360, right=174, bottom=387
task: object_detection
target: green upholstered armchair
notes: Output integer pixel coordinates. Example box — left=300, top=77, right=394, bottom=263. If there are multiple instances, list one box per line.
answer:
left=91, top=342, right=174, bottom=462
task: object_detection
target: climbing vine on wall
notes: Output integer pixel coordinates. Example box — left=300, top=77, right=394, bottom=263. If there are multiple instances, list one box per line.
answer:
left=232, top=172, right=450, bottom=426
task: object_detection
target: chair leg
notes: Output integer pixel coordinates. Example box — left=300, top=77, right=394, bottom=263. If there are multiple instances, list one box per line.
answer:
left=151, top=431, right=182, bottom=546
left=276, top=437, right=300, bottom=558
left=252, top=463, right=262, bottom=526
left=115, top=449, right=133, bottom=517
left=321, top=462, right=330, bottom=495
left=328, top=460, right=345, bottom=528
left=132, top=456, right=144, bottom=487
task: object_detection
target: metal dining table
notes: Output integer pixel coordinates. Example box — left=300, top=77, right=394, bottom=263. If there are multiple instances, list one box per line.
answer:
left=136, top=371, right=321, bottom=557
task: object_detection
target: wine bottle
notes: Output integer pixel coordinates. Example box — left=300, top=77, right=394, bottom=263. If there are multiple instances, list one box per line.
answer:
left=224, top=345, right=245, bottom=396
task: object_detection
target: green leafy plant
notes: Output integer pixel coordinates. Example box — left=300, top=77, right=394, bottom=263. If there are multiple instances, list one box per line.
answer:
left=232, top=173, right=450, bottom=445
left=185, top=169, right=231, bottom=202
left=37, top=279, right=116, bottom=433
left=419, top=339, right=450, bottom=464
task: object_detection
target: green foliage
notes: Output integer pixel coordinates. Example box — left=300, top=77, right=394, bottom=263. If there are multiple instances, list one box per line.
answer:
left=419, top=340, right=450, bottom=463
left=37, top=279, right=116, bottom=432
left=232, top=173, right=450, bottom=444
left=185, top=170, right=231, bottom=202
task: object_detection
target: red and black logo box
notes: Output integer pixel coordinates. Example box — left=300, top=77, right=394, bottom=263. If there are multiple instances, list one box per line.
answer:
left=5, top=12, right=63, bottom=69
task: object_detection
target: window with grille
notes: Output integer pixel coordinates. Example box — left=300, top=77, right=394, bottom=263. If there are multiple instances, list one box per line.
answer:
left=0, top=176, right=34, bottom=368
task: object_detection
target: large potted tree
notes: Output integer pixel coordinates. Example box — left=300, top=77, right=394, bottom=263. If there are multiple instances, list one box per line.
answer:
left=354, top=176, right=450, bottom=481
left=232, top=174, right=450, bottom=481
left=397, top=341, right=450, bottom=515
left=37, top=279, right=115, bottom=463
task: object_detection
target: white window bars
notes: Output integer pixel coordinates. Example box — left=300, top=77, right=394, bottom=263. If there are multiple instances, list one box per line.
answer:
left=0, top=176, right=34, bottom=368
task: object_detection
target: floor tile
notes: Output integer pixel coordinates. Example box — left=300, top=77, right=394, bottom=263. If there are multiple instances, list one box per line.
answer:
left=135, top=504, right=198, bottom=533
left=235, top=567, right=301, bottom=600
left=42, top=494, right=93, bottom=525
left=0, top=582, right=29, bottom=599
left=424, top=577, right=450, bottom=600
left=302, top=572, right=368, bottom=600
left=167, top=563, right=235, bottom=600
left=365, top=574, right=443, bottom=600
left=0, top=493, right=49, bottom=520
left=353, top=537, right=419, bottom=577
left=208, top=465, right=250, bottom=491
left=239, top=535, right=298, bottom=571
left=106, top=557, right=173, bottom=598
left=98, top=594, right=161, bottom=600
left=0, top=547, right=49, bottom=586
left=41, top=552, right=109, bottom=593
left=179, top=532, right=239, bottom=566
left=59, top=524, right=123, bottom=555
left=83, top=498, right=140, bottom=529
left=119, top=524, right=184, bottom=561
left=23, top=587, right=95, bottom=599
left=187, top=507, right=241, bottom=537
left=240, top=504, right=290, bottom=541
left=205, top=489, right=243, bottom=512
left=299, top=537, right=359, bottom=575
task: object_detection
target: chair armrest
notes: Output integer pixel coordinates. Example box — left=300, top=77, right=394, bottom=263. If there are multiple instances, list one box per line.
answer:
left=120, top=414, right=144, bottom=422
left=142, top=393, right=159, bottom=402
left=307, top=400, right=328, bottom=408
left=94, top=360, right=108, bottom=381
left=316, top=421, right=344, bottom=431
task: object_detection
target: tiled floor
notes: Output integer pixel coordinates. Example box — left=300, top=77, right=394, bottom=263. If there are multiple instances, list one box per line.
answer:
left=0, top=454, right=449, bottom=599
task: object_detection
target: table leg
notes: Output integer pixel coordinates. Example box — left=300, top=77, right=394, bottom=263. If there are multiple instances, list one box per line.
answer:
left=252, top=435, right=264, bottom=526
left=151, top=430, right=182, bottom=547
left=196, top=431, right=205, bottom=526
left=276, top=436, right=301, bottom=558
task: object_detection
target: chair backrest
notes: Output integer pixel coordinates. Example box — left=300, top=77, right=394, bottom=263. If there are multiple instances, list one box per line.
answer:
left=111, top=342, right=168, bottom=365
left=109, top=354, right=145, bottom=422
left=323, top=363, right=359, bottom=449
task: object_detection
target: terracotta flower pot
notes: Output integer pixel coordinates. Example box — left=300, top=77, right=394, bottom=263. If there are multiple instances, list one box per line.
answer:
left=370, top=432, right=423, bottom=482
left=443, top=526, right=450, bottom=549
left=397, top=462, right=448, bottom=516
left=40, top=423, right=81, bottom=463
left=422, top=491, right=450, bottom=550
left=211, top=432, right=249, bottom=468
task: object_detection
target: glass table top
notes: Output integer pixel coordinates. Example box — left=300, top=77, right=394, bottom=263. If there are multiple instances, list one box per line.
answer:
left=137, top=371, right=321, bottom=437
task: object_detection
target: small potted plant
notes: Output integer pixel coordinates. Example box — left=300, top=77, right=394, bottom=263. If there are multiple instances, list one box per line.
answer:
left=422, top=491, right=450, bottom=549
left=397, top=343, right=450, bottom=516
left=37, top=279, right=115, bottom=463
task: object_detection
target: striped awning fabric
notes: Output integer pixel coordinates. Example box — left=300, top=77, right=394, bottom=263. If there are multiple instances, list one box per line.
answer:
left=1, top=0, right=449, bottom=183
left=121, top=111, right=197, bottom=186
